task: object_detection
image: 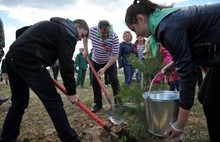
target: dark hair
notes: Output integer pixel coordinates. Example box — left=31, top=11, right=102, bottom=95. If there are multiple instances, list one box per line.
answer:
left=125, top=0, right=172, bottom=25
left=98, top=20, right=110, bottom=30
left=74, top=19, right=89, bottom=37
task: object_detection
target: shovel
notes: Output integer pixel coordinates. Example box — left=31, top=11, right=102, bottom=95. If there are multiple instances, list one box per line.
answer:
left=85, top=57, right=124, bottom=125
left=52, top=79, right=119, bottom=138
left=85, top=56, right=113, bottom=108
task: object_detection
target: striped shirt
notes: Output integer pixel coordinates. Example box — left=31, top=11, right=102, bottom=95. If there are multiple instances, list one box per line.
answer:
left=136, top=44, right=145, bottom=63
left=89, top=26, right=119, bottom=64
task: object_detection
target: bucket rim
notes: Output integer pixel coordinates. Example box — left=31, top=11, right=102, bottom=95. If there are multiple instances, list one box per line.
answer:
left=142, top=90, right=179, bottom=101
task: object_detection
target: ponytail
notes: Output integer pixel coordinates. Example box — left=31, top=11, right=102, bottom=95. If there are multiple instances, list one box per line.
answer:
left=125, top=0, right=173, bottom=25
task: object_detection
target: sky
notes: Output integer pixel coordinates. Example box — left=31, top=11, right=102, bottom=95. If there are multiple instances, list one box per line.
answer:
left=0, top=0, right=219, bottom=58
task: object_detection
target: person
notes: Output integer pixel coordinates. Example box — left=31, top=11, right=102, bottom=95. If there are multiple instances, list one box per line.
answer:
left=0, top=17, right=89, bottom=142
left=0, top=18, right=8, bottom=105
left=125, top=1, right=220, bottom=141
left=83, top=20, right=120, bottom=113
left=50, top=59, right=60, bottom=81
left=118, top=31, right=135, bottom=85
left=153, top=45, right=180, bottom=91
left=1, top=58, right=9, bottom=84
left=75, top=47, right=87, bottom=88
left=133, top=35, right=146, bottom=83
left=88, top=48, right=93, bottom=85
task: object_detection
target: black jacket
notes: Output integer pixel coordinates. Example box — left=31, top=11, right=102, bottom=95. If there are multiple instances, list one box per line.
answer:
left=155, top=3, right=220, bottom=109
left=6, top=17, right=78, bottom=95
left=0, top=18, right=5, bottom=62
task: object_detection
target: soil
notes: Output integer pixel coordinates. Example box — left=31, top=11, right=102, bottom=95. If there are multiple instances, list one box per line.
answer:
left=0, top=77, right=210, bottom=142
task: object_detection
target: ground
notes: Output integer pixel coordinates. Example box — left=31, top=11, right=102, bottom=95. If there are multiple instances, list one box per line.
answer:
left=0, top=72, right=210, bottom=142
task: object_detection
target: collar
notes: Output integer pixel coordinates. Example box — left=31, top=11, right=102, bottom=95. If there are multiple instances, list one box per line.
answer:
left=149, top=7, right=180, bottom=57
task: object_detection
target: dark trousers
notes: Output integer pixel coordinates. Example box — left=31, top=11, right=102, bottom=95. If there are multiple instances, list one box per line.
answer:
left=104, top=72, right=110, bottom=85
left=51, top=66, right=59, bottom=80
left=0, top=58, right=80, bottom=142
left=76, top=68, right=86, bottom=87
left=89, top=68, right=93, bottom=85
left=92, top=61, right=119, bottom=106
left=198, top=69, right=220, bottom=142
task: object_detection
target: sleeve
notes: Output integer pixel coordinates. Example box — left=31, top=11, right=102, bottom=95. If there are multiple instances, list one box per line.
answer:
left=0, top=18, right=5, bottom=49
left=117, top=43, right=123, bottom=68
left=162, top=29, right=197, bottom=110
left=0, top=18, right=5, bottom=62
left=75, top=54, right=79, bottom=67
left=111, top=33, right=119, bottom=55
left=58, top=36, right=77, bottom=95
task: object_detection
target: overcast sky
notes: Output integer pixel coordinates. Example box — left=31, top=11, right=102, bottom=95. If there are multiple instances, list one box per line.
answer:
left=0, top=0, right=219, bottom=57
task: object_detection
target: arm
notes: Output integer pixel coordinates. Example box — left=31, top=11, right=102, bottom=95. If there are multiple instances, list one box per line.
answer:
left=0, top=18, right=5, bottom=49
left=97, top=54, right=118, bottom=77
left=0, top=18, right=5, bottom=62
left=97, top=33, right=120, bottom=77
left=117, top=43, right=123, bottom=68
left=160, top=29, right=197, bottom=139
left=161, top=61, right=175, bottom=75
left=83, top=37, right=88, bottom=57
left=59, top=37, right=77, bottom=96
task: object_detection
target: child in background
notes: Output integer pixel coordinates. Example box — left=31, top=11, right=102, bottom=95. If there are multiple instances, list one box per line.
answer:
left=153, top=44, right=179, bottom=91
left=133, top=35, right=146, bottom=83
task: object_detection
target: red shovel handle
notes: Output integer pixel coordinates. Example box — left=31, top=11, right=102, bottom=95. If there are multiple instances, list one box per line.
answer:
left=52, top=79, right=118, bottom=138
left=85, top=56, right=112, bottom=106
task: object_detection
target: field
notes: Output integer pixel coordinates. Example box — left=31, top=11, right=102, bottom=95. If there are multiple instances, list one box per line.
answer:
left=0, top=70, right=210, bottom=142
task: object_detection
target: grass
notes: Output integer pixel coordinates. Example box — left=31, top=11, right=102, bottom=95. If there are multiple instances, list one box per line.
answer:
left=0, top=71, right=210, bottom=142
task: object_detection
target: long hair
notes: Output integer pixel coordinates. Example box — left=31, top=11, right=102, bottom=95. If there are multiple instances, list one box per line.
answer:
left=125, top=0, right=172, bottom=25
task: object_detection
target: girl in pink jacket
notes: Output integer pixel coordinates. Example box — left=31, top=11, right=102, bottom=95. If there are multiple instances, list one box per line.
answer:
left=154, top=46, right=179, bottom=91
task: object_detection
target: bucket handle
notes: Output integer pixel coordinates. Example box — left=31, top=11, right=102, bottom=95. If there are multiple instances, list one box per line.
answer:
left=148, top=72, right=179, bottom=93
left=148, top=72, right=162, bottom=93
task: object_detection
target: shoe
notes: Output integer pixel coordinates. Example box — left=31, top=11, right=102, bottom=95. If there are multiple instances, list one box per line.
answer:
left=91, top=105, right=102, bottom=113
left=0, top=98, right=9, bottom=105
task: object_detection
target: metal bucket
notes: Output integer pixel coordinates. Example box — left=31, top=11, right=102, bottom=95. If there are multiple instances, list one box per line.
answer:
left=142, top=90, right=179, bottom=137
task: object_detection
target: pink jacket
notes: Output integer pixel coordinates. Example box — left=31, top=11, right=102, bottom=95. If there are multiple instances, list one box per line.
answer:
left=153, top=47, right=179, bottom=84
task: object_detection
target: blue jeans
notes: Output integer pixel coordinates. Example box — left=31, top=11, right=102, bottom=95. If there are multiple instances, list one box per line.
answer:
left=0, top=58, right=80, bottom=142
left=136, top=70, right=141, bottom=83
left=123, top=65, right=135, bottom=85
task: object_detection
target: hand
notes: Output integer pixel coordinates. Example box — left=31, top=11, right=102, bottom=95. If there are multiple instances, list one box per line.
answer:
left=67, top=94, right=79, bottom=105
left=97, top=68, right=105, bottom=78
left=164, top=122, right=183, bottom=139
left=161, top=61, right=175, bottom=75
left=76, top=66, right=79, bottom=71
left=119, top=68, right=124, bottom=75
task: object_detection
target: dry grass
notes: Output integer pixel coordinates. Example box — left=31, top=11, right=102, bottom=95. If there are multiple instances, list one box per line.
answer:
left=0, top=72, right=210, bottom=142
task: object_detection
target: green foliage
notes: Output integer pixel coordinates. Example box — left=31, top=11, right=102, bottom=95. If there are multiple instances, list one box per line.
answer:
left=117, top=47, right=169, bottom=140
left=117, top=83, right=148, bottom=139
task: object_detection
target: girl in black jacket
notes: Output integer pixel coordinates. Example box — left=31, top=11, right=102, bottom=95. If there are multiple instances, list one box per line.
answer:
left=125, top=0, right=220, bottom=141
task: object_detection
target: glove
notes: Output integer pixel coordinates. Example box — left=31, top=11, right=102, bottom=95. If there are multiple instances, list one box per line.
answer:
left=119, top=68, right=124, bottom=75
left=76, top=66, right=79, bottom=71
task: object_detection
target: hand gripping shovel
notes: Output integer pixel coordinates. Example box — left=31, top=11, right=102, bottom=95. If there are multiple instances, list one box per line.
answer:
left=52, top=79, right=119, bottom=138
left=85, top=57, right=124, bottom=125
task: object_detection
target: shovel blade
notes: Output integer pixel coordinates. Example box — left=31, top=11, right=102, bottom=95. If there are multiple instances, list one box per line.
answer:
left=107, top=104, right=124, bottom=125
